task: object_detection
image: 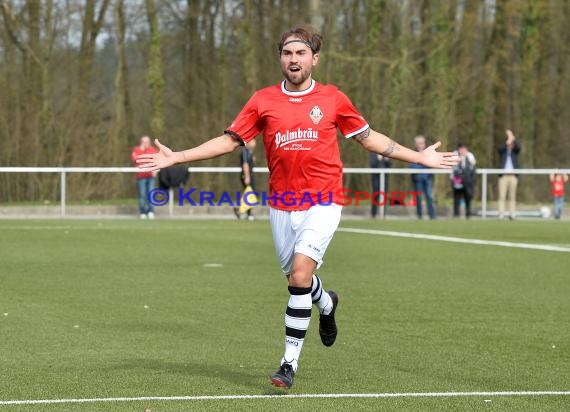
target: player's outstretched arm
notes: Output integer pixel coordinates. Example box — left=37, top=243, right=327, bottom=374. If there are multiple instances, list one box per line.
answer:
left=136, top=134, right=241, bottom=172
left=354, top=128, right=459, bottom=168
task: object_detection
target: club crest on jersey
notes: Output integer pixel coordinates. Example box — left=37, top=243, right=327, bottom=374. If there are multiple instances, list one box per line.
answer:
left=309, top=105, right=323, bottom=125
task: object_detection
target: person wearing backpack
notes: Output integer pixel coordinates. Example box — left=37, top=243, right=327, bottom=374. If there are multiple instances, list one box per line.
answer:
left=451, top=143, right=477, bottom=218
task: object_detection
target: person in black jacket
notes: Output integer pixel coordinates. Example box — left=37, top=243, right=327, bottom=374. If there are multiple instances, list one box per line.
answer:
left=234, top=139, right=257, bottom=220
left=369, top=153, right=391, bottom=218
left=498, top=129, right=521, bottom=219
left=450, top=143, right=476, bottom=218
left=158, top=165, right=189, bottom=191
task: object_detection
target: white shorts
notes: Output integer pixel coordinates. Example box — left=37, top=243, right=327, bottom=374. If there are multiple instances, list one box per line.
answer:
left=270, top=204, right=342, bottom=275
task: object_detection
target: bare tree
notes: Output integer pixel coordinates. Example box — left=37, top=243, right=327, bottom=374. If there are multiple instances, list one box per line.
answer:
left=1, top=0, right=569, bottom=203
left=145, top=0, right=164, bottom=137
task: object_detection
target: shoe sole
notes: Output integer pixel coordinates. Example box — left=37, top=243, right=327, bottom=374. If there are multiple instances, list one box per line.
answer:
left=270, top=376, right=292, bottom=389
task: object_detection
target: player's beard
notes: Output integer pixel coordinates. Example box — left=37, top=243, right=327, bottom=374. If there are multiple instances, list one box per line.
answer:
left=282, top=66, right=312, bottom=87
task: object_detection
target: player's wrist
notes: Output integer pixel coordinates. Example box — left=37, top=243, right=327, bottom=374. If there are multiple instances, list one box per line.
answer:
left=176, top=151, right=187, bottom=164
left=413, top=150, right=423, bottom=165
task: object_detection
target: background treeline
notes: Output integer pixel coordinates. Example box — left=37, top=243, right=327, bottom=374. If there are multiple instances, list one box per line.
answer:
left=0, top=0, right=568, bottom=203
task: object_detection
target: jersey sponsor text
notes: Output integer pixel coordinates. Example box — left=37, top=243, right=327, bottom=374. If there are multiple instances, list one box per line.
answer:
left=275, top=128, right=319, bottom=149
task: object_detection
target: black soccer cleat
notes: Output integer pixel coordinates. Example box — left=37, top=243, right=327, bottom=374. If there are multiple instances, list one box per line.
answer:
left=270, top=363, right=295, bottom=389
left=319, top=290, right=338, bottom=347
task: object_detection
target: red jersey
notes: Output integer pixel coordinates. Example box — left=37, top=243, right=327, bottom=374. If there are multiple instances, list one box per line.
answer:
left=131, top=146, right=158, bottom=179
left=225, top=80, right=369, bottom=211
left=552, top=180, right=565, bottom=197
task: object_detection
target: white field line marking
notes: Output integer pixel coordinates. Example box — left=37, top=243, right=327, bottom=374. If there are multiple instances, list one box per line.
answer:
left=338, top=227, right=570, bottom=253
left=1, top=391, right=570, bottom=405
left=0, top=225, right=74, bottom=230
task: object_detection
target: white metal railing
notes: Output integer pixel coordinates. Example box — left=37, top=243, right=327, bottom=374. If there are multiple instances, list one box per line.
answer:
left=0, top=167, right=568, bottom=218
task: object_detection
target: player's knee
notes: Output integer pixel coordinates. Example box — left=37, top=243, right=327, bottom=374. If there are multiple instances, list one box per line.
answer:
left=288, top=269, right=312, bottom=288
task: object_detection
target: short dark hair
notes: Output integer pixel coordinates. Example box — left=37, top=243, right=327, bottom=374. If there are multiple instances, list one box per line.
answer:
left=278, top=25, right=323, bottom=54
left=457, top=142, right=467, bottom=149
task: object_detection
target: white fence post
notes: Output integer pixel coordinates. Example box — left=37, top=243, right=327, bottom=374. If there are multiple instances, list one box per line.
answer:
left=481, top=171, right=487, bottom=219
left=379, top=171, right=386, bottom=219
left=60, top=170, right=66, bottom=217
left=169, top=188, right=174, bottom=217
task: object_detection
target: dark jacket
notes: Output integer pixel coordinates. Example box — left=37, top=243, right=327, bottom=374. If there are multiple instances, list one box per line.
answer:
left=240, top=147, right=255, bottom=188
left=451, top=155, right=477, bottom=196
left=159, top=165, right=189, bottom=189
left=369, top=153, right=392, bottom=169
left=498, top=141, right=521, bottom=175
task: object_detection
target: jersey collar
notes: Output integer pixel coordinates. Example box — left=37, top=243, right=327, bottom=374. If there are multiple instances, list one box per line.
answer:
left=280, top=79, right=316, bottom=96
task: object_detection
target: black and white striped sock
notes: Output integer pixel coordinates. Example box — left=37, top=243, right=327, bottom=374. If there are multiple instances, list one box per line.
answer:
left=281, top=285, right=312, bottom=372
left=311, top=274, right=333, bottom=315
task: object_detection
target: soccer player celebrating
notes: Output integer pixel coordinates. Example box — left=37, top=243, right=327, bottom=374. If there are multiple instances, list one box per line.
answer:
left=137, top=26, right=458, bottom=389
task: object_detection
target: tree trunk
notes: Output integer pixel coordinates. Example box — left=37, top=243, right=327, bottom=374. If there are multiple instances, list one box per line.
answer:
left=145, top=0, right=165, bottom=137
left=114, top=0, right=133, bottom=154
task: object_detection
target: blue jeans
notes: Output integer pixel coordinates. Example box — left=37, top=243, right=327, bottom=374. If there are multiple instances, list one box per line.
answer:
left=413, top=178, right=436, bottom=219
left=554, top=196, right=564, bottom=219
left=136, top=178, right=155, bottom=214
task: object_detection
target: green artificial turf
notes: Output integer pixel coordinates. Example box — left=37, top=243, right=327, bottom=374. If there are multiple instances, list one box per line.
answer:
left=0, top=219, right=568, bottom=411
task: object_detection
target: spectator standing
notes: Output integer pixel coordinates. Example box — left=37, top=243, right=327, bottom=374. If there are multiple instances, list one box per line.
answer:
left=131, top=136, right=158, bottom=219
left=234, top=139, right=257, bottom=220
left=450, top=143, right=477, bottom=218
left=498, top=129, right=521, bottom=219
left=410, top=135, right=436, bottom=219
left=369, top=153, right=391, bottom=218
left=550, top=173, right=568, bottom=220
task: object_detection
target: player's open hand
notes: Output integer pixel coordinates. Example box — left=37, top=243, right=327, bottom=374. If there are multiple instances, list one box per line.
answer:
left=419, top=141, right=459, bottom=169
left=136, top=139, right=178, bottom=172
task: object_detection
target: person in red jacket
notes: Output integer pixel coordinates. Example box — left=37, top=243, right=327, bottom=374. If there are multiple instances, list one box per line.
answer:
left=131, top=136, right=158, bottom=219
left=550, top=173, right=568, bottom=220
